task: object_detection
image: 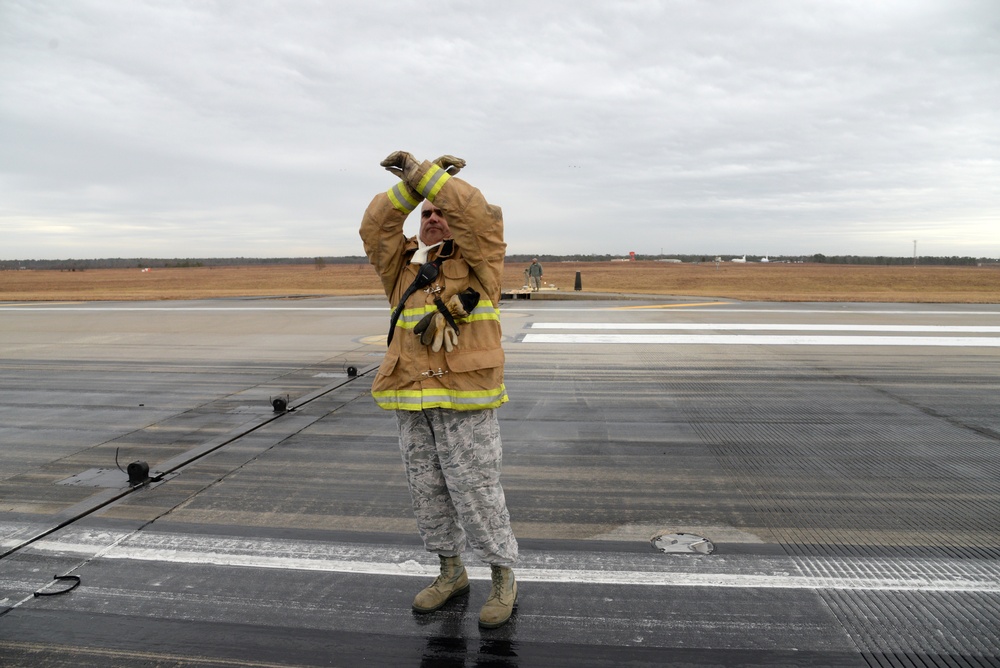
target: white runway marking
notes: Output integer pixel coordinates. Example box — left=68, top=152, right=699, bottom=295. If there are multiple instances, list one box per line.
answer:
left=0, top=306, right=387, bottom=311
left=3, top=305, right=1000, bottom=316
left=524, top=323, right=1000, bottom=346
left=521, top=333, right=1000, bottom=347
left=24, top=530, right=1000, bottom=594
left=530, top=323, right=1000, bottom=333
left=504, top=307, right=1000, bottom=316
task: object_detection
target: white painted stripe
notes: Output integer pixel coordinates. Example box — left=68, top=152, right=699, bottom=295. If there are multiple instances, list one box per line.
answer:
left=0, top=307, right=387, bottom=312
left=4, top=305, right=999, bottom=316
left=550, top=309, right=972, bottom=318
left=30, top=534, right=1000, bottom=593
left=501, top=307, right=1000, bottom=316
left=529, top=323, right=1000, bottom=333
left=616, top=308, right=1000, bottom=316
left=521, top=333, right=1000, bottom=347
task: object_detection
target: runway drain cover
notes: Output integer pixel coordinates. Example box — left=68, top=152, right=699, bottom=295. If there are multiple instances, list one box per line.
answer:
left=651, top=532, right=714, bottom=555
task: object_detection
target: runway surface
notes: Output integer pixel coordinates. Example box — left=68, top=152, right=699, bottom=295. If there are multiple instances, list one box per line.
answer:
left=1, top=296, right=998, bottom=667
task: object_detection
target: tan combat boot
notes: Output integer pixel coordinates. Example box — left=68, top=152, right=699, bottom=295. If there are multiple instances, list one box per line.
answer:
left=479, top=565, right=517, bottom=628
left=412, top=555, right=470, bottom=613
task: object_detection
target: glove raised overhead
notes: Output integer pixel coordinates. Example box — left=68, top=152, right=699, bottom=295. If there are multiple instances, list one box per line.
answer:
left=380, top=151, right=422, bottom=184
left=381, top=151, right=467, bottom=184
left=432, top=154, right=466, bottom=176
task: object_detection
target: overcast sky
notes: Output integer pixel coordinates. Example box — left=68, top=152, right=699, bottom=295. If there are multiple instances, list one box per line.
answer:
left=2, top=0, right=998, bottom=261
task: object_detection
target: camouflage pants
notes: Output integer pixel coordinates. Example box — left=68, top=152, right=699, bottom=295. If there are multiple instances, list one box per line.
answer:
left=395, top=408, right=518, bottom=567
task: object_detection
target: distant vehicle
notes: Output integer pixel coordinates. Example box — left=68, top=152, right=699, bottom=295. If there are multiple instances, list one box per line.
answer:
left=731, top=255, right=747, bottom=263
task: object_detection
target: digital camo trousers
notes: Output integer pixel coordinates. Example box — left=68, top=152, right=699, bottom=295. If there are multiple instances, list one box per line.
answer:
left=395, top=408, right=518, bottom=567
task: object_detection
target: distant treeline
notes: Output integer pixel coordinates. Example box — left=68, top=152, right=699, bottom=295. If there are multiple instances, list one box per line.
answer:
left=2, top=253, right=998, bottom=271
left=509, top=253, right=999, bottom=266
left=0, top=256, right=367, bottom=271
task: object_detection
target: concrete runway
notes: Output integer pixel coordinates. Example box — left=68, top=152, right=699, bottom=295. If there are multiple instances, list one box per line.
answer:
left=1, top=296, right=998, bottom=667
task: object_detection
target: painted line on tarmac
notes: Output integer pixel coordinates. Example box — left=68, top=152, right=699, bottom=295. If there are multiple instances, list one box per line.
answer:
left=5, top=305, right=1000, bottom=316
left=607, top=307, right=1000, bottom=315
left=502, top=307, right=1000, bottom=315
left=520, top=334, right=1000, bottom=347
left=529, top=323, right=1000, bottom=333
left=0, top=306, right=388, bottom=311
left=615, top=302, right=730, bottom=309
left=25, top=531, right=1000, bottom=594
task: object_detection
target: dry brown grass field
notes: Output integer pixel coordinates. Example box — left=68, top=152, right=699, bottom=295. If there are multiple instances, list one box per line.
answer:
left=1, top=261, right=999, bottom=303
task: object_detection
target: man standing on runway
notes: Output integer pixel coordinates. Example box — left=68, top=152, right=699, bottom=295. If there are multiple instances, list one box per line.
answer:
left=527, top=258, right=543, bottom=291
left=360, top=151, right=519, bottom=629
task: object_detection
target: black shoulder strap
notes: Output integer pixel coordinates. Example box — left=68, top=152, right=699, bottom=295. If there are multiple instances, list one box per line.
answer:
left=385, top=240, right=456, bottom=345
left=433, top=296, right=460, bottom=332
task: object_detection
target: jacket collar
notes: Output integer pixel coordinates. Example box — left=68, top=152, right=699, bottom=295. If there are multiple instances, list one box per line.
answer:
left=405, top=237, right=456, bottom=264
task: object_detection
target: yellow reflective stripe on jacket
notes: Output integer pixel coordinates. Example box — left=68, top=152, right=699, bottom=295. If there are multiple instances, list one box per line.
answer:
left=372, top=385, right=508, bottom=411
left=466, top=300, right=500, bottom=322
left=392, top=301, right=500, bottom=331
left=395, top=306, right=433, bottom=331
left=416, top=164, right=450, bottom=201
left=387, top=182, right=421, bottom=214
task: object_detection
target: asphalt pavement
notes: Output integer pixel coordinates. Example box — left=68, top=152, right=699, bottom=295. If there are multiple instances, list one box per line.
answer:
left=1, top=296, right=998, bottom=667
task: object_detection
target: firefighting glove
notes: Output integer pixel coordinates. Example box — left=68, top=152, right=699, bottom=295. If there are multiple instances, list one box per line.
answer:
left=433, top=154, right=466, bottom=176
left=413, top=289, right=480, bottom=353
left=413, top=312, right=455, bottom=352
left=383, top=151, right=465, bottom=182
left=437, top=313, right=458, bottom=352
left=380, top=151, right=422, bottom=183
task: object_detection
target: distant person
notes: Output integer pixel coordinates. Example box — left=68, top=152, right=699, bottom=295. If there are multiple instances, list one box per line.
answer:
left=359, top=151, right=519, bottom=629
left=527, top=258, right=543, bottom=291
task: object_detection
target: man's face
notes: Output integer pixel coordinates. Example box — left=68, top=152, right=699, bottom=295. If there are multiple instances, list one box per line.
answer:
left=419, top=201, right=451, bottom=246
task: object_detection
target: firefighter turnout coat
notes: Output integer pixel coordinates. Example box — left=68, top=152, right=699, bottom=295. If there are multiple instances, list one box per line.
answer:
left=360, top=162, right=508, bottom=411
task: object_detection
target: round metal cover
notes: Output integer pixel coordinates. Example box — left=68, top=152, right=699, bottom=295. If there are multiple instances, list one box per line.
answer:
left=651, top=532, right=714, bottom=555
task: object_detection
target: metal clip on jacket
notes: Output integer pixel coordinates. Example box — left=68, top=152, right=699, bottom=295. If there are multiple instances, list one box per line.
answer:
left=421, top=368, right=448, bottom=378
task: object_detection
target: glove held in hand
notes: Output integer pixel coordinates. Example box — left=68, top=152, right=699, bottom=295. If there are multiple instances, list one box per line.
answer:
left=413, top=288, right=481, bottom=353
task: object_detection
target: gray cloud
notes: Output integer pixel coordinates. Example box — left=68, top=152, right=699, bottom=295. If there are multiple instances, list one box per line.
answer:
left=2, top=0, right=997, bottom=260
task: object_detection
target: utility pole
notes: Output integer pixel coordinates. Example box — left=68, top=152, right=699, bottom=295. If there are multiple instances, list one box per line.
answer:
left=913, top=240, right=917, bottom=267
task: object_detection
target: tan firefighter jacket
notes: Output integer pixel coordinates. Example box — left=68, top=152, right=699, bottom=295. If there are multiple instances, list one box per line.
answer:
left=360, top=162, right=508, bottom=411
